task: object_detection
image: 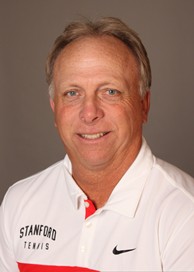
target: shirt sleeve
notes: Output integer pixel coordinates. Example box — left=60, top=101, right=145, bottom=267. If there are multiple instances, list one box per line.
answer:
left=0, top=196, right=19, bottom=272
left=162, top=211, right=194, bottom=271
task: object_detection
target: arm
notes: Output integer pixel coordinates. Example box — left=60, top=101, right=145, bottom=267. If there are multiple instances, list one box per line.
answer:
left=162, top=211, right=194, bottom=271
left=0, top=199, right=19, bottom=272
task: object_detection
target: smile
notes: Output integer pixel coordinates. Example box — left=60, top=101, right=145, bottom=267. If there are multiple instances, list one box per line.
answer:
left=79, top=132, right=108, bottom=139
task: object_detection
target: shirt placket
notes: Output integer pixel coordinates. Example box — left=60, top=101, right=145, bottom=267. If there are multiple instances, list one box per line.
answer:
left=77, top=200, right=98, bottom=267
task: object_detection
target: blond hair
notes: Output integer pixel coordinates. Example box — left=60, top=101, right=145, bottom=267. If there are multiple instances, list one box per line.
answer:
left=46, top=17, right=151, bottom=98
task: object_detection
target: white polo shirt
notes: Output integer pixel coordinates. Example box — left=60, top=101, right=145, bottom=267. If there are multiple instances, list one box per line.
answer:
left=0, top=139, right=194, bottom=272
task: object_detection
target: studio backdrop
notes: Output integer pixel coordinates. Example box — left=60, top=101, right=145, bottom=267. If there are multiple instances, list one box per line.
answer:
left=1, top=0, right=194, bottom=202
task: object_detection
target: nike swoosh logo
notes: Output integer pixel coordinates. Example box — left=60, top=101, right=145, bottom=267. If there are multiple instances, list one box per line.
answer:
left=113, top=245, right=136, bottom=255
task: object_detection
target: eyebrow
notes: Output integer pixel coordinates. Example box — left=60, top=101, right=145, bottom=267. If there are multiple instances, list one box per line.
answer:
left=57, top=74, right=128, bottom=91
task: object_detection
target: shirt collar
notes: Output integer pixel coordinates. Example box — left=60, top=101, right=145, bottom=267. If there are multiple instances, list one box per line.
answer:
left=63, top=157, right=86, bottom=210
left=103, top=138, right=154, bottom=218
left=63, top=138, right=154, bottom=218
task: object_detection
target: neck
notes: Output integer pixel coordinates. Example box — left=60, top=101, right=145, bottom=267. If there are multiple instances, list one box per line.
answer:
left=73, top=165, right=122, bottom=209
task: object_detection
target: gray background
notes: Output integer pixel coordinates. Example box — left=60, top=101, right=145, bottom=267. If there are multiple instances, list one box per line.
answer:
left=1, top=0, right=194, bottom=203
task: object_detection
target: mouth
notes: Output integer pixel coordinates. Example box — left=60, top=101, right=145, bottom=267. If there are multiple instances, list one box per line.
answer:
left=78, top=132, right=109, bottom=140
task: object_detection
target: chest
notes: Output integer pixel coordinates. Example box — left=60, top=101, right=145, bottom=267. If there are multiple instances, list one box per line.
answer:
left=13, top=200, right=162, bottom=271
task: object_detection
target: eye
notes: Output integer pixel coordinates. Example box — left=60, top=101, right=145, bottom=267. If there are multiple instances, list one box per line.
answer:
left=107, top=89, right=119, bottom=95
left=62, top=89, right=81, bottom=103
left=100, top=88, right=122, bottom=103
left=65, top=90, right=78, bottom=97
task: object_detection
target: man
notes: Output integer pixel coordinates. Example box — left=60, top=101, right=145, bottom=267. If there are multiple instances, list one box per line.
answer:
left=0, top=17, right=194, bottom=271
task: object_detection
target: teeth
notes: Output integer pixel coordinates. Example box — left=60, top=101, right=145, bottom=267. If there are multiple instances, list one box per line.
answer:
left=81, top=132, right=106, bottom=139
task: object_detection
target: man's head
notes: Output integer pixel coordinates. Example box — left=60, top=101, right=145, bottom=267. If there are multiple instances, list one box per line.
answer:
left=47, top=17, right=151, bottom=171
left=46, top=17, right=151, bottom=99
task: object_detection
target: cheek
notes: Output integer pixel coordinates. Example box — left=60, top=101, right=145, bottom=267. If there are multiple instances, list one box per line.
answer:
left=54, top=106, right=74, bottom=130
left=56, top=107, right=85, bottom=146
left=113, top=99, right=138, bottom=120
left=113, top=99, right=143, bottom=131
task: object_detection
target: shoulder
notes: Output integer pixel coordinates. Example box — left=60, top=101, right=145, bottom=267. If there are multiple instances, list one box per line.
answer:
left=148, top=158, right=194, bottom=258
left=1, top=159, right=64, bottom=209
left=155, top=158, right=194, bottom=194
left=151, top=157, right=194, bottom=204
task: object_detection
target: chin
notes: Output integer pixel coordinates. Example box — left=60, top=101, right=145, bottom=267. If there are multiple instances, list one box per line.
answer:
left=78, top=153, right=112, bottom=169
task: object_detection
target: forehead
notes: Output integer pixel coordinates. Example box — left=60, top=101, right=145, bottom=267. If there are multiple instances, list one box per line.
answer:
left=53, top=35, right=139, bottom=82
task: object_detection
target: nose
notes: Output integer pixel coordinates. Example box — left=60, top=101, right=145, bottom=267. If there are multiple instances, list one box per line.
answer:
left=79, top=95, right=104, bottom=124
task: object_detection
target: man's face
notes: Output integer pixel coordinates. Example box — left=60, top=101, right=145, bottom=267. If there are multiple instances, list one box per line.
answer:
left=50, top=36, right=150, bottom=171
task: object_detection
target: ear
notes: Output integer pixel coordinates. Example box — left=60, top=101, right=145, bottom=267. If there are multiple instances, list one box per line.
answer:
left=142, top=91, right=150, bottom=123
left=50, top=98, right=55, bottom=112
left=49, top=98, right=57, bottom=127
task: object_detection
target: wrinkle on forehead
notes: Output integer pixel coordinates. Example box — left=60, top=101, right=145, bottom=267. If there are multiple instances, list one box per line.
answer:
left=53, top=36, right=140, bottom=92
left=54, top=35, right=139, bottom=70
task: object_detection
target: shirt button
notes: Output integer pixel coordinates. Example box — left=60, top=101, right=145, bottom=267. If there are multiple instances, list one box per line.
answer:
left=84, top=201, right=90, bottom=208
left=85, top=221, right=92, bottom=228
left=81, top=245, right=86, bottom=253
